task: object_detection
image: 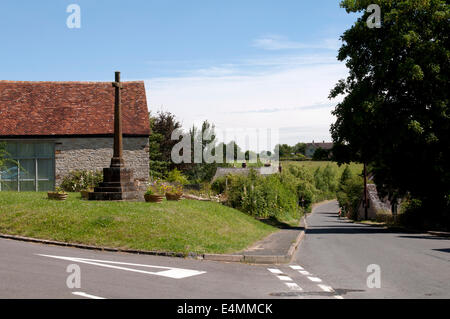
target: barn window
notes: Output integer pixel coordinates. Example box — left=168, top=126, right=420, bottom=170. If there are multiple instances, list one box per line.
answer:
left=0, top=142, right=55, bottom=192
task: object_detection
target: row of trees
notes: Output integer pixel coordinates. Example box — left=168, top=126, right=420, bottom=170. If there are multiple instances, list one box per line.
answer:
left=149, top=111, right=276, bottom=183
left=148, top=111, right=333, bottom=183
left=149, top=111, right=331, bottom=183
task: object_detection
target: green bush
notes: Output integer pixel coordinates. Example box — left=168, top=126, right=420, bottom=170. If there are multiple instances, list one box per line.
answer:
left=336, top=174, right=363, bottom=220
left=60, top=170, right=103, bottom=192
left=211, top=176, right=227, bottom=194
left=313, top=164, right=338, bottom=197
left=166, top=168, right=189, bottom=185
left=221, top=170, right=299, bottom=222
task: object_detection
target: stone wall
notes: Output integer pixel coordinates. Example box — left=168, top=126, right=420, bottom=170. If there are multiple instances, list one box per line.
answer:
left=55, top=137, right=149, bottom=189
left=357, top=184, right=393, bottom=220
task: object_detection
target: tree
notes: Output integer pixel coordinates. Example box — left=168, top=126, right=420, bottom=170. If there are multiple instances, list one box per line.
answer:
left=312, top=147, right=331, bottom=161
left=149, top=111, right=182, bottom=178
left=330, top=0, right=449, bottom=227
left=0, top=142, right=8, bottom=171
left=293, top=143, right=306, bottom=155
left=275, top=144, right=294, bottom=158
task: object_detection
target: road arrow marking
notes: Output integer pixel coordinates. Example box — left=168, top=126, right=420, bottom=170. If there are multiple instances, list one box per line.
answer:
left=37, top=254, right=206, bottom=279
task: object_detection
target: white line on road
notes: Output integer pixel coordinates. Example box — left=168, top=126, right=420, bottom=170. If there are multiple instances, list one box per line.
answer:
left=37, top=254, right=206, bottom=279
left=267, top=268, right=283, bottom=274
left=307, top=276, right=322, bottom=283
left=285, top=282, right=303, bottom=291
left=299, top=270, right=311, bottom=276
left=72, top=292, right=106, bottom=299
left=318, top=284, right=333, bottom=292
left=289, top=265, right=304, bottom=270
left=277, top=275, right=293, bottom=281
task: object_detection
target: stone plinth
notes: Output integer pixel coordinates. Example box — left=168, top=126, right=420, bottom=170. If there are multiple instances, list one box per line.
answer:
left=88, top=167, right=139, bottom=201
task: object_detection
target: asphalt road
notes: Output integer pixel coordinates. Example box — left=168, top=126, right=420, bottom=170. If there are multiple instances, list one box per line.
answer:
left=0, top=201, right=448, bottom=299
left=294, top=201, right=450, bottom=299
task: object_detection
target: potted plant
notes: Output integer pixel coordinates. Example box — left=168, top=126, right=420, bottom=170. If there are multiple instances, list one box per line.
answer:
left=165, top=184, right=183, bottom=201
left=48, top=187, right=68, bottom=201
left=80, top=188, right=93, bottom=200
left=144, top=180, right=165, bottom=203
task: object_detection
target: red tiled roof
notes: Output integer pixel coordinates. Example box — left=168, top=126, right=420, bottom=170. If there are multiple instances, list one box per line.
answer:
left=0, top=81, right=150, bottom=137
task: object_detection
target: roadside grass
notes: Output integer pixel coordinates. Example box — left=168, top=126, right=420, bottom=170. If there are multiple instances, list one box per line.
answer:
left=0, top=192, right=276, bottom=254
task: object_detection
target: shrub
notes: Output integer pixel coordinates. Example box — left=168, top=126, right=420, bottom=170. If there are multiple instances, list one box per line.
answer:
left=314, top=164, right=338, bottom=195
left=224, top=170, right=299, bottom=221
left=211, top=176, right=227, bottom=194
left=375, top=210, right=396, bottom=224
left=166, top=168, right=189, bottom=185
left=336, top=174, right=363, bottom=220
left=60, top=170, right=103, bottom=192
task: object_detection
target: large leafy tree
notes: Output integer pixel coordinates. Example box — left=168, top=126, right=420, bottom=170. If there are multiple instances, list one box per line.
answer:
left=330, top=0, right=449, bottom=224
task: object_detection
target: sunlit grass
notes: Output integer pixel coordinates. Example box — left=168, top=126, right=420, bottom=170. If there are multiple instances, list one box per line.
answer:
left=0, top=192, right=276, bottom=254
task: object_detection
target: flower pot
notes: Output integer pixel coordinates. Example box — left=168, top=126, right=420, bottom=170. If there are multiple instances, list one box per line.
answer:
left=48, top=192, right=68, bottom=201
left=165, top=192, right=182, bottom=201
left=80, top=190, right=91, bottom=200
left=144, top=194, right=164, bottom=203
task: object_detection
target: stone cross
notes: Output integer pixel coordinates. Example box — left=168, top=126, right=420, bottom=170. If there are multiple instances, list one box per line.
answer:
left=110, top=71, right=125, bottom=168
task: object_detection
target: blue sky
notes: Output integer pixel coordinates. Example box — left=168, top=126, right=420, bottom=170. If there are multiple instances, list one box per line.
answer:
left=0, top=1, right=360, bottom=146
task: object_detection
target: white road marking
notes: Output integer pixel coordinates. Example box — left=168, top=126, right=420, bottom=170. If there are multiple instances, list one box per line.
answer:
left=267, top=268, right=283, bottom=274
left=318, top=284, right=333, bottom=292
left=289, top=265, right=344, bottom=299
left=290, top=265, right=304, bottom=270
left=37, top=254, right=206, bottom=279
left=277, top=275, right=293, bottom=281
left=285, top=282, right=303, bottom=291
left=307, top=276, right=322, bottom=283
left=72, top=292, right=105, bottom=299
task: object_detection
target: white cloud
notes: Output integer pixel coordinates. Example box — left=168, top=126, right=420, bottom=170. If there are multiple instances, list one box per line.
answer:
left=252, top=34, right=340, bottom=51
left=145, top=53, right=348, bottom=145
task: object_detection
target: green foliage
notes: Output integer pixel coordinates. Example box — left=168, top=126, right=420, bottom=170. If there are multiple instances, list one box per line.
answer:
left=313, top=164, right=338, bottom=198
left=312, top=147, right=331, bottom=161
left=224, top=171, right=299, bottom=221
left=166, top=168, right=189, bottom=185
left=0, top=142, right=7, bottom=170
left=211, top=176, right=227, bottom=194
left=293, top=143, right=306, bottom=155
left=336, top=174, right=364, bottom=220
left=399, top=197, right=450, bottom=231
left=149, top=111, right=182, bottom=179
left=331, top=0, right=450, bottom=226
left=0, top=142, right=17, bottom=172
left=60, top=170, right=103, bottom=192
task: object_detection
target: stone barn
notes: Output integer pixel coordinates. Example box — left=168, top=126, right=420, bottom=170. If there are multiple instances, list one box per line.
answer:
left=0, top=80, right=150, bottom=192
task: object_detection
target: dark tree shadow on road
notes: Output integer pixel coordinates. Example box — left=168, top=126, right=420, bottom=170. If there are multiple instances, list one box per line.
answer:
left=258, top=217, right=304, bottom=230
left=432, top=248, right=450, bottom=253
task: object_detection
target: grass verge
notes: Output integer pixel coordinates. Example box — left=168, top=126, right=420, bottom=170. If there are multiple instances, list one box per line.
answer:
left=0, top=192, right=276, bottom=255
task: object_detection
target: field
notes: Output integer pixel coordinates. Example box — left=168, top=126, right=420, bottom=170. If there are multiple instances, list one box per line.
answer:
left=0, top=192, right=276, bottom=254
left=282, top=161, right=363, bottom=177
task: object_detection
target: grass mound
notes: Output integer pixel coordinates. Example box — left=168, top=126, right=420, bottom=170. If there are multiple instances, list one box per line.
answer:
left=0, top=192, right=276, bottom=254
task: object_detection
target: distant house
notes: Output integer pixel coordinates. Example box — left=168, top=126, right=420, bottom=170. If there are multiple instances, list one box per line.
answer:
left=0, top=80, right=150, bottom=192
left=305, top=141, right=333, bottom=158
